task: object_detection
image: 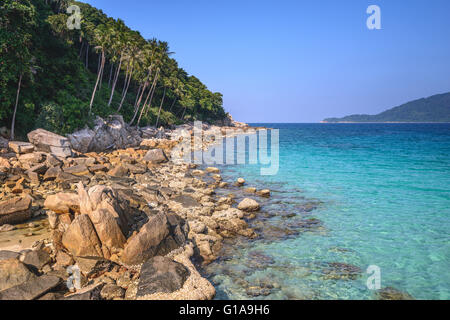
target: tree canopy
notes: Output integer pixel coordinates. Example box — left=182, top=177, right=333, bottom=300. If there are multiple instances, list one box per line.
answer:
left=0, top=0, right=226, bottom=138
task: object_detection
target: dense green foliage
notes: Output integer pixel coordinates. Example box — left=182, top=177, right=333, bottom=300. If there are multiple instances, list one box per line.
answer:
left=324, top=92, right=450, bottom=123
left=0, top=0, right=226, bottom=139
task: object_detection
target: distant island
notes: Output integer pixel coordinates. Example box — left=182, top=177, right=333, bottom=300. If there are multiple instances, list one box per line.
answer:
left=323, top=92, right=450, bottom=123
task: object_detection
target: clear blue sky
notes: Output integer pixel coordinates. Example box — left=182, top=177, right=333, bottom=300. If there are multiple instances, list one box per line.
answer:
left=81, top=0, right=450, bottom=123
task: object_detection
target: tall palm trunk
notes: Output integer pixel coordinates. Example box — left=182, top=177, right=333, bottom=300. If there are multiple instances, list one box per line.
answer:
left=169, top=97, right=177, bottom=112
left=108, top=54, right=122, bottom=106
left=137, top=71, right=159, bottom=127
left=89, top=50, right=105, bottom=115
left=129, top=68, right=152, bottom=125
left=121, top=64, right=130, bottom=98
left=10, top=73, right=22, bottom=141
left=108, top=63, right=114, bottom=87
left=85, top=43, right=89, bottom=69
left=155, top=87, right=166, bottom=128
left=134, top=84, right=142, bottom=109
left=79, top=41, right=85, bottom=58
left=117, top=66, right=134, bottom=112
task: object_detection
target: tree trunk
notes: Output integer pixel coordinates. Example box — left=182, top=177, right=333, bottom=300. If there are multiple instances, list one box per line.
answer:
left=129, top=81, right=149, bottom=125
left=10, top=73, right=22, bottom=141
left=155, top=87, right=166, bottom=128
left=89, top=50, right=105, bottom=115
left=169, top=97, right=177, bottom=112
left=108, top=63, right=114, bottom=87
left=137, top=71, right=159, bottom=127
left=117, top=66, right=134, bottom=112
left=121, top=64, right=130, bottom=98
left=79, top=41, right=84, bottom=58
left=181, top=106, right=187, bottom=120
left=85, top=43, right=89, bottom=69
left=108, top=54, right=122, bottom=106
left=134, top=84, right=142, bottom=109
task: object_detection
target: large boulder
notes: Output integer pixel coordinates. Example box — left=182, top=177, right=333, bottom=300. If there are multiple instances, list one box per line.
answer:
left=121, top=213, right=171, bottom=266
left=44, top=192, right=79, bottom=214
left=0, top=275, right=61, bottom=300
left=62, top=214, right=103, bottom=258
left=68, top=115, right=142, bottom=153
left=0, top=196, right=32, bottom=226
left=65, top=128, right=95, bottom=154
left=143, top=149, right=168, bottom=164
left=77, top=183, right=127, bottom=257
left=0, top=259, right=36, bottom=292
left=27, top=129, right=72, bottom=158
left=136, top=256, right=189, bottom=297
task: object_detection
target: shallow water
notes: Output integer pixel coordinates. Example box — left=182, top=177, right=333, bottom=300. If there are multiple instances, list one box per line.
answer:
left=203, top=123, right=450, bottom=300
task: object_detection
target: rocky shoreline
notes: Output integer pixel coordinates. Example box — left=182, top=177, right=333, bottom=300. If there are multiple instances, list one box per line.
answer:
left=0, top=116, right=271, bottom=300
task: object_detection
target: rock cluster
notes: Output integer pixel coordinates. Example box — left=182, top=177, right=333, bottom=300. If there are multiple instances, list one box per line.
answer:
left=0, top=122, right=268, bottom=300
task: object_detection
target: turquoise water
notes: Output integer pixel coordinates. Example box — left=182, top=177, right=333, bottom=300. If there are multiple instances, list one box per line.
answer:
left=203, top=123, right=450, bottom=300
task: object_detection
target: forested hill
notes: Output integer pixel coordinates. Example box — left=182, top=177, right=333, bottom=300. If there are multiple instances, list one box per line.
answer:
left=323, top=92, right=450, bottom=123
left=0, top=0, right=227, bottom=139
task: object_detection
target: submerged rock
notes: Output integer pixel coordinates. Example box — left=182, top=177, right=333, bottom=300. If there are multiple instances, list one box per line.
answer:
left=376, top=287, right=415, bottom=300
left=321, top=262, right=362, bottom=281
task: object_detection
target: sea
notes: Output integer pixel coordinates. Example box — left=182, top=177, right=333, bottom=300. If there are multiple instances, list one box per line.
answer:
left=201, top=123, right=450, bottom=300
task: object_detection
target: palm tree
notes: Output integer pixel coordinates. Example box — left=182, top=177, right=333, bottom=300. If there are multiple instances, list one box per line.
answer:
left=107, top=19, right=128, bottom=106
left=88, top=24, right=109, bottom=114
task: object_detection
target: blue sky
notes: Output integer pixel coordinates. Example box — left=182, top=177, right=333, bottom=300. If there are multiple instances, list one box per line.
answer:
left=81, top=0, right=450, bottom=123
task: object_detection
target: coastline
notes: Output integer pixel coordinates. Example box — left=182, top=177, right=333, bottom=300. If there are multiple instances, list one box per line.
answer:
left=0, top=120, right=271, bottom=300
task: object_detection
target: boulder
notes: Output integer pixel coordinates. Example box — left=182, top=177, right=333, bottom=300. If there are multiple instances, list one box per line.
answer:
left=66, top=128, right=95, bottom=154
left=0, top=136, right=8, bottom=149
left=121, top=213, right=170, bottom=266
left=77, top=183, right=127, bottom=256
left=62, top=214, right=103, bottom=258
left=8, top=141, right=34, bottom=154
left=172, top=195, right=200, bottom=208
left=44, top=192, right=79, bottom=214
left=27, top=129, right=72, bottom=158
left=107, top=165, right=129, bottom=177
left=64, top=283, right=103, bottom=300
left=100, top=284, right=125, bottom=300
left=0, top=259, right=36, bottom=291
left=63, top=164, right=90, bottom=176
left=68, top=116, right=142, bottom=153
left=236, top=178, right=246, bottom=186
left=237, top=198, right=261, bottom=212
left=143, top=149, right=168, bottom=164
left=22, top=250, right=52, bottom=272
left=0, top=275, right=61, bottom=300
left=0, top=196, right=32, bottom=226
left=74, top=256, right=116, bottom=277
left=136, top=256, right=189, bottom=297
left=43, top=166, right=62, bottom=181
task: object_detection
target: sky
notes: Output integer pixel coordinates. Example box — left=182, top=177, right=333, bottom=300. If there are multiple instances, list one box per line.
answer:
left=81, top=0, right=450, bottom=123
